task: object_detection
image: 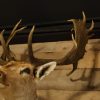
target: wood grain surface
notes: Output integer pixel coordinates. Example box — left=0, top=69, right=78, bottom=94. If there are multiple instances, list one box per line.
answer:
left=0, top=39, right=99, bottom=100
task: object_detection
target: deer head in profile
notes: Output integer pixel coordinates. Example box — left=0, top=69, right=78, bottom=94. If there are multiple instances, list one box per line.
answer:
left=0, top=20, right=56, bottom=100
left=0, top=12, right=94, bottom=100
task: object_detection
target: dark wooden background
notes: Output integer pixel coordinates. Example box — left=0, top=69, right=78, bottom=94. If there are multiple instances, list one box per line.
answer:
left=0, top=0, right=99, bottom=44
left=0, top=0, right=100, bottom=25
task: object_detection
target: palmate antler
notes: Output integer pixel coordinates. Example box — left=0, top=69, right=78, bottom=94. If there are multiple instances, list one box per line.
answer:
left=28, top=12, right=94, bottom=75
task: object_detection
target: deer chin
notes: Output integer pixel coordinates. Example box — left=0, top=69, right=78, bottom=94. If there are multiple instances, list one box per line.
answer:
left=0, top=82, right=9, bottom=89
left=0, top=83, right=6, bottom=88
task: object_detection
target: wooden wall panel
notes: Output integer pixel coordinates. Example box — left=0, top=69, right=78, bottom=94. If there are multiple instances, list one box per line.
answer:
left=0, top=39, right=99, bottom=100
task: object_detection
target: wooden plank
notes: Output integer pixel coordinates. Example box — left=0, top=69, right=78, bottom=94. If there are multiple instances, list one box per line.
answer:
left=36, top=69, right=100, bottom=91
left=37, top=90, right=100, bottom=100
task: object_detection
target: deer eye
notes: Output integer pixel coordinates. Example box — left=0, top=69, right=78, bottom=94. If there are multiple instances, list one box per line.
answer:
left=20, top=68, right=30, bottom=75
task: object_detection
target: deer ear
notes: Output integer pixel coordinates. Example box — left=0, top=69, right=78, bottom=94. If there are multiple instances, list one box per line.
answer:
left=36, top=61, right=56, bottom=80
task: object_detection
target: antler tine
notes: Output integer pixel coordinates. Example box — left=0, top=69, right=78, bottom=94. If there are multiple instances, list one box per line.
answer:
left=2, top=20, right=26, bottom=61
left=28, top=25, right=37, bottom=65
left=88, top=20, right=94, bottom=32
left=71, top=33, right=77, bottom=48
left=0, top=30, right=9, bottom=64
left=0, top=30, right=6, bottom=56
left=82, top=11, right=86, bottom=23
left=6, top=19, right=26, bottom=46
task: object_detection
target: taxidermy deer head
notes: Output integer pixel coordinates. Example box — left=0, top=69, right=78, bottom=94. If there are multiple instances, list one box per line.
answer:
left=28, top=12, right=94, bottom=75
left=0, top=20, right=57, bottom=100
left=0, top=12, right=94, bottom=100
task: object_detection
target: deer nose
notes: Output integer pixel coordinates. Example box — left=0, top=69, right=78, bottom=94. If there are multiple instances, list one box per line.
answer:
left=0, top=71, right=6, bottom=80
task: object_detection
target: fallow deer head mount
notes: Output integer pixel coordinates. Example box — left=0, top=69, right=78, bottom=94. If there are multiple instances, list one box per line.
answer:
left=0, top=12, right=94, bottom=100
left=0, top=20, right=57, bottom=100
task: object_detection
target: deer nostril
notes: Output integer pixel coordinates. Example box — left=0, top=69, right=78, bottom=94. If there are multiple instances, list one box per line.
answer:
left=0, top=73, right=2, bottom=78
left=0, top=71, right=5, bottom=79
left=0, top=71, right=7, bottom=86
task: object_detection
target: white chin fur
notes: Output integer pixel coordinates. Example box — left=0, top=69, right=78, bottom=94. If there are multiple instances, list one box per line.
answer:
left=0, top=83, right=6, bottom=88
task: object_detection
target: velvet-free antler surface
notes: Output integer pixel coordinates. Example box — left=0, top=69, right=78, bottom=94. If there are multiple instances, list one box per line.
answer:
left=1, top=20, right=26, bottom=62
left=28, top=12, right=94, bottom=75
left=0, top=20, right=57, bottom=100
